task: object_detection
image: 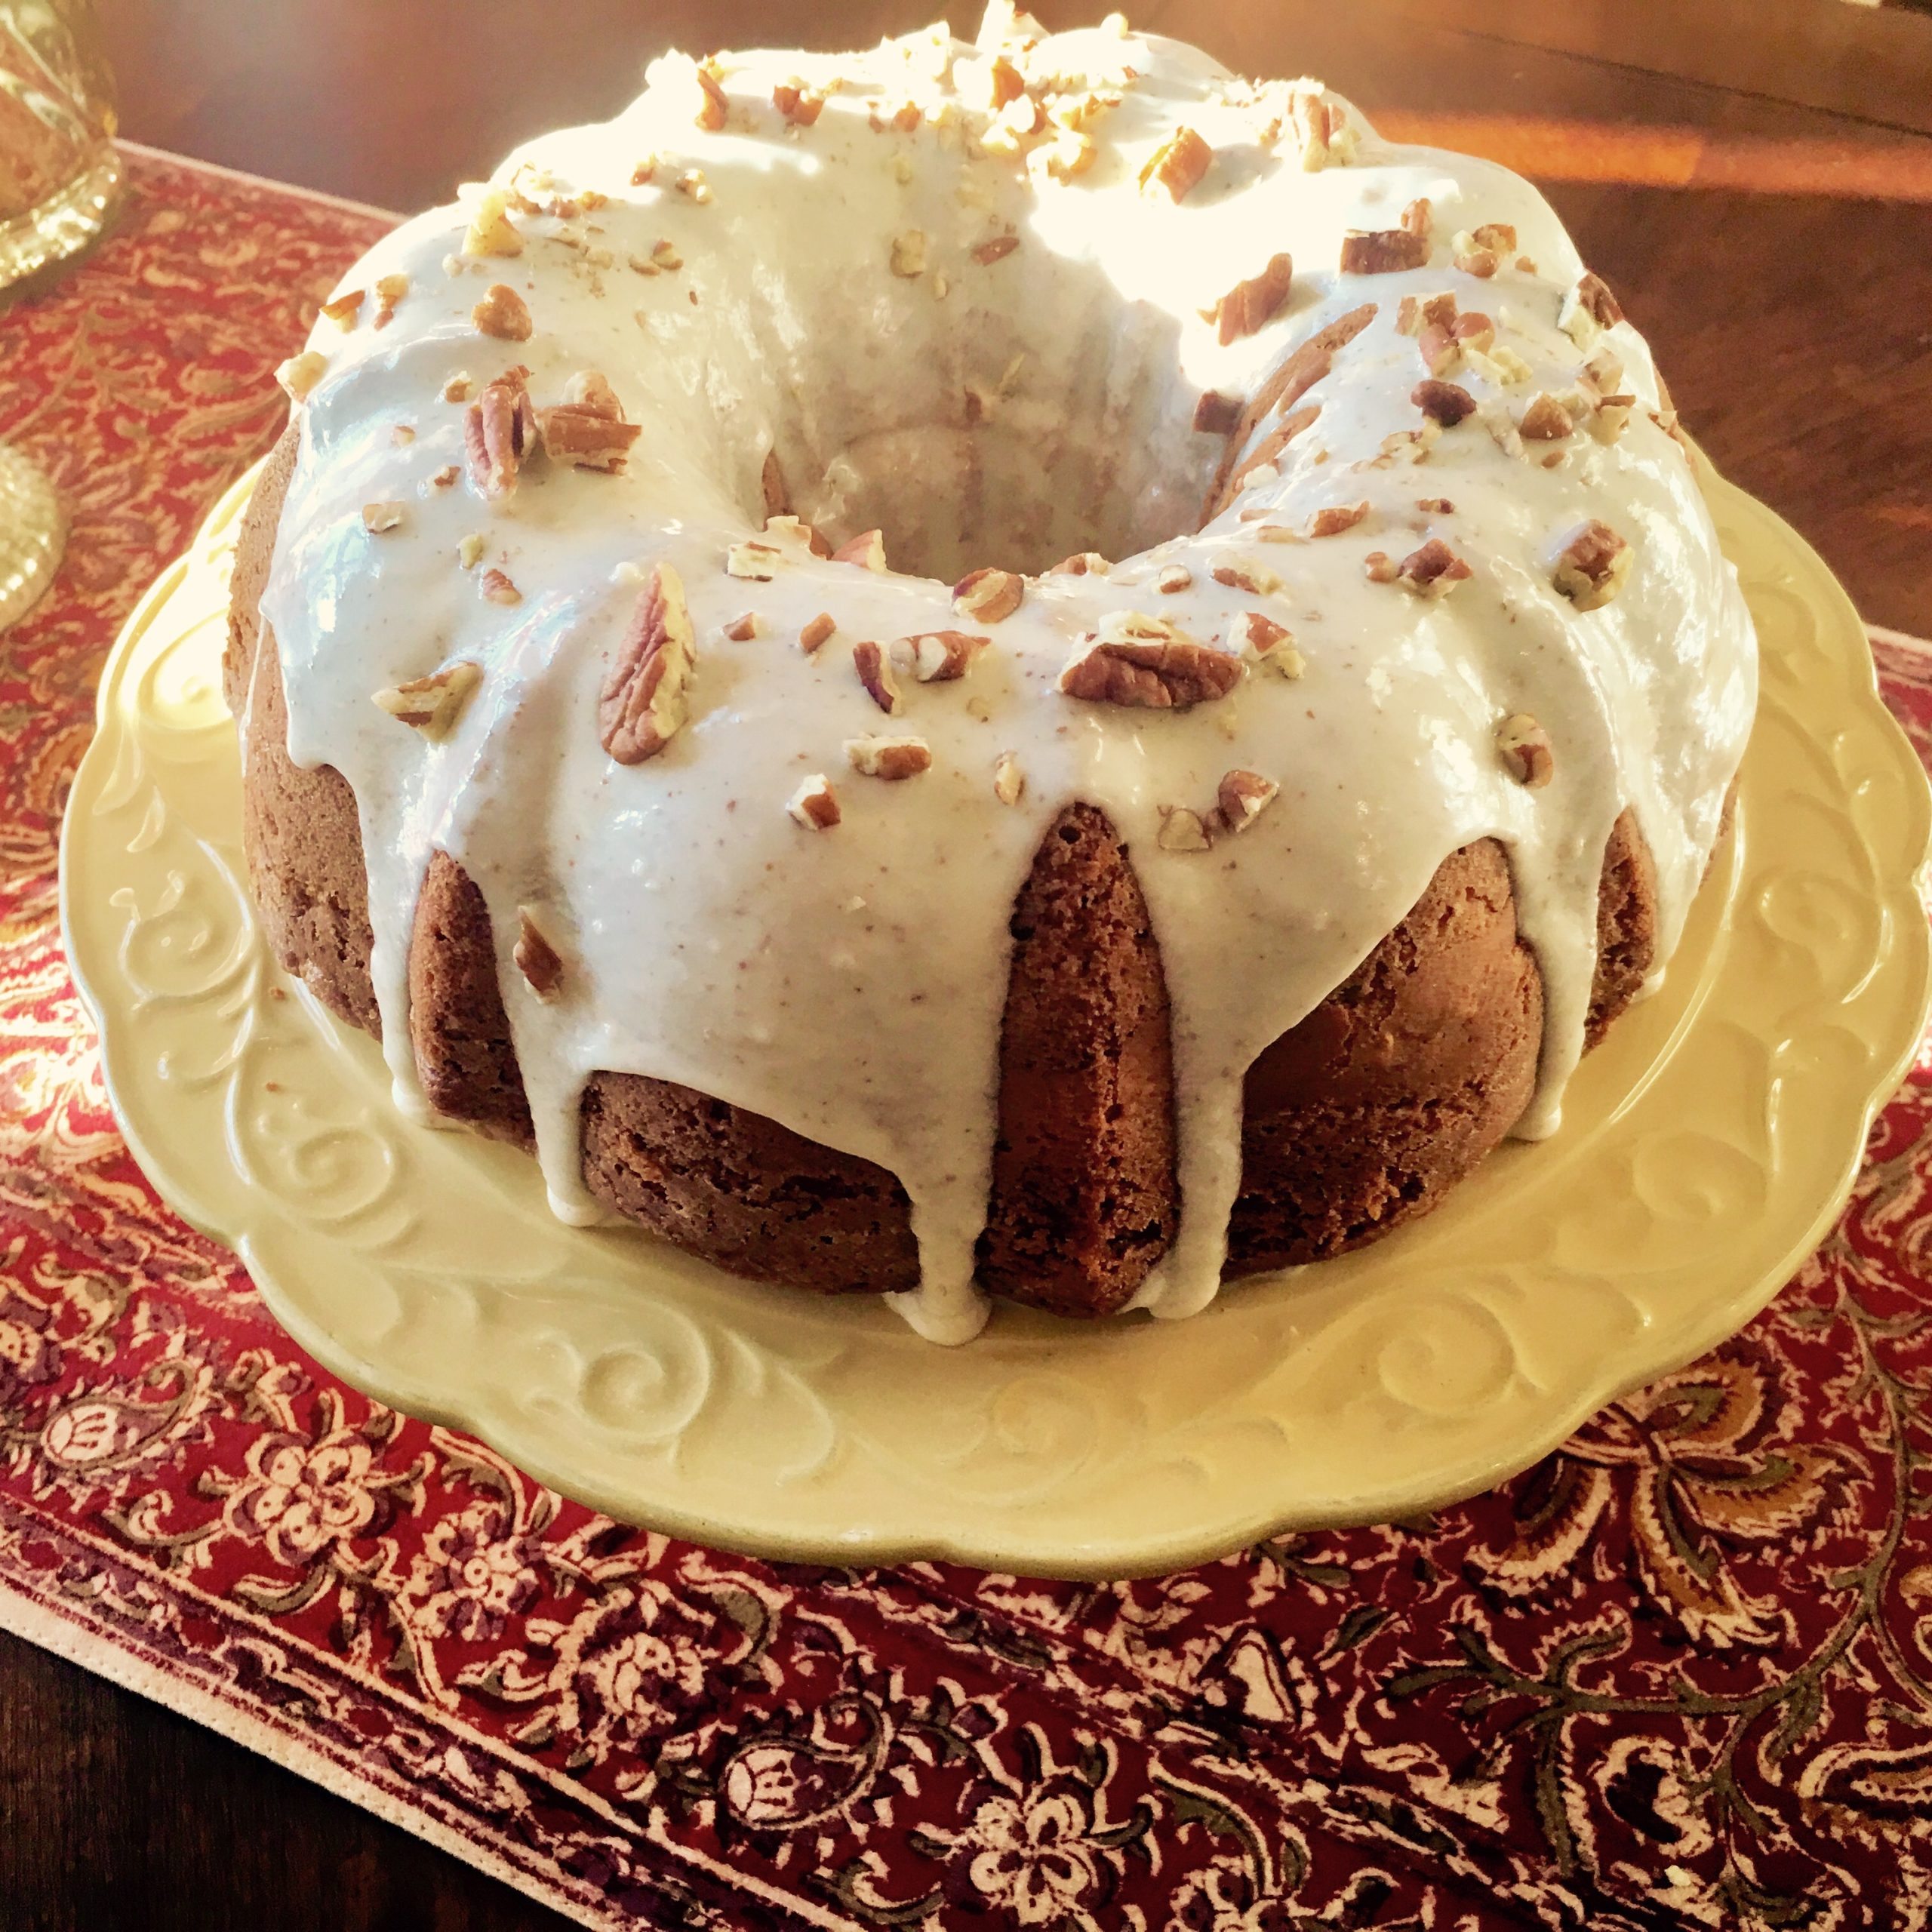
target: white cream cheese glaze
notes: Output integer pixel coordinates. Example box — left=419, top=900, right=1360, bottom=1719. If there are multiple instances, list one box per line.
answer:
left=254, top=7, right=1757, bottom=1344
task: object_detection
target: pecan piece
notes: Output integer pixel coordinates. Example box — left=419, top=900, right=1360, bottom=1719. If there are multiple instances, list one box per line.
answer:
left=537, top=371, right=641, bottom=471
left=1139, top=126, right=1212, bottom=202
left=1559, top=270, right=1623, bottom=346
left=275, top=350, right=328, bottom=401
left=1307, top=501, right=1370, bottom=537
left=1395, top=537, right=1472, bottom=597
left=361, top=501, right=405, bottom=533
left=1232, top=611, right=1303, bottom=675
left=845, top=734, right=932, bottom=780
left=318, top=288, right=364, bottom=328
left=1193, top=389, right=1242, bottom=435
left=1552, top=519, right=1632, bottom=610
left=1340, top=229, right=1428, bottom=275
left=514, top=908, right=564, bottom=1001
left=1518, top=391, right=1574, bottom=441
left=472, top=283, right=532, bottom=341
left=952, top=566, right=1024, bottom=623
left=694, top=62, right=728, bottom=131
left=852, top=639, right=901, bottom=713
left=1213, top=251, right=1293, bottom=346
left=833, top=529, right=887, bottom=571
left=773, top=79, right=826, bottom=126
left=1212, top=560, right=1281, bottom=595
left=972, top=233, right=1020, bottom=266
left=799, top=611, right=836, bottom=653
left=1217, top=768, right=1279, bottom=832
left=371, top=660, right=481, bottom=738
left=891, top=629, right=988, bottom=683
left=1413, top=378, right=1477, bottom=426
left=992, top=751, right=1025, bottom=805
left=787, top=774, right=841, bottom=829
left=1496, top=714, right=1555, bottom=788
left=599, top=562, right=696, bottom=763
left=1157, top=807, right=1213, bottom=852
left=463, top=186, right=524, bottom=259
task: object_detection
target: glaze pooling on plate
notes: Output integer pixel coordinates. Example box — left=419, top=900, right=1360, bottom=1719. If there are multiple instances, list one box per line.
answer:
left=251, top=8, right=1757, bottom=1343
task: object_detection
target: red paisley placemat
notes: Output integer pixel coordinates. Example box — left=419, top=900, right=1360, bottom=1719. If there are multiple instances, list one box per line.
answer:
left=5, top=146, right=1932, bottom=1931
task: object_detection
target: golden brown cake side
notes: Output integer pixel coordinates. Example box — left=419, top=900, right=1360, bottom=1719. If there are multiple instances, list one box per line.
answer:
left=976, top=803, right=1179, bottom=1318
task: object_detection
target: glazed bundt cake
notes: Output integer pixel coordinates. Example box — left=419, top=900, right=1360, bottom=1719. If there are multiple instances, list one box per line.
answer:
left=225, top=6, right=1756, bottom=1342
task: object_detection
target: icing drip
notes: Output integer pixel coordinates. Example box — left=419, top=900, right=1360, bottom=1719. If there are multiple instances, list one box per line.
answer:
left=257, top=12, right=1757, bottom=1343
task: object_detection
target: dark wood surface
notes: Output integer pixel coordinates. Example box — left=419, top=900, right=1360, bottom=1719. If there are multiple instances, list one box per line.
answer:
left=7, top=2, right=1930, bottom=1926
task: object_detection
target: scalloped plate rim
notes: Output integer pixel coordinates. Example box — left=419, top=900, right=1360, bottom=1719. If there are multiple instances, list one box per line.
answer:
left=60, top=460, right=1932, bottom=1580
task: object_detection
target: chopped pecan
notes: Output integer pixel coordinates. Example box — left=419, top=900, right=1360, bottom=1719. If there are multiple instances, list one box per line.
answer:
left=479, top=567, right=521, bottom=605
left=773, top=79, right=825, bottom=126
left=463, top=186, right=524, bottom=259
left=1060, top=617, right=1244, bottom=709
left=464, top=368, right=537, bottom=498
left=1157, top=806, right=1213, bottom=852
left=1518, top=391, right=1574, bottom=441
left=1451, top=311, right=1496, bottom=353
left=1211, top=560, right=1281, bottom=595
left=1217, top=768, right=1278, bottom=832
left=1395, top=537, right=1472, bottom=597
left=852, top=639, right=901, bottom=713
left=1496, top=714, right=1555, bottom=788
left=1401, top=197, right=1432, bottom=239
left=953, top=567, right=1024, bottom=623
left=1552, top=520, right=1632, bottom=610
left=514, top=909, right=564, bottom=1000
left=723, top=612, right=760, bottom=641
left=891, top=629, right=987, bottom=682
left=1307, top=501, right=1370, bottom=537
left=992, top=750, right=1025, bottom=805
left=599, top=562, right=696, bottom=763
left=1213, top=251, right=1293, bottom=346
left=1451, top=223, right=1516, bottom=278
left=1156, top=564, right=1193, bottom=592
left=318, top=288, right=364, bottom=328
left=275, top=350, right=328, bottom=401
left=472, top=283, right=532, bottom=341
left=726, top=540, right=783, bottom=580
left=1560, top=270, right=1623, bottom=346
left=361, top=501, right=405, bottom=533
left=373, top=272, right=408, bottom=328
left=694, top=62, right=728, bottom=130
left=890, top=230, right=928, bottom=278
left=1396, top=291, right=1457, bottom=336
left=1139, top=126, right=1212, bottom=202
left=787, top=774, right=841, bottom=829
left=1194, top=389, right=1242, bottom=435
left=834, top=530, right=888, bottom=571
left=765, top=512, right=832, bottom=557
left=1413, top=378, right=1477, bottom=426
left=845, top=733, right=931, bottom=780
left=1052, top=551, right=1110, bottom=577
left=799, top=611, right=836, bottom=653
left=371, top=660, right=481, bottom=738
left=1232, top=611, right=1301, bottom=675
left=1340, top=229, right=1428, bottom=275
left=1286, top=87, right=1355, bottom=170
left=1416, top=321, right=1459, bottom=377
left=972, top=233, right=1020, bottom=266
left=761, top=448, right=787, bottom=518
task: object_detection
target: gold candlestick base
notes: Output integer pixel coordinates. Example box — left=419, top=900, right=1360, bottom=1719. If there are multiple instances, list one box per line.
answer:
left=0, top=440, right=65, bottom=632
left=0, top=138, right=120, bottom=285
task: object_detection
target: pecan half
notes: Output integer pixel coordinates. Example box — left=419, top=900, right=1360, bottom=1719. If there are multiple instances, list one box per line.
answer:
left=514, top=908, right=564, bottom=1000
left=845, top=733, right=932, bottom=780
left=852, top=639, right=901, bottom=713
left=891, top=629, right=988, bottom=682
left=1139, top=126, right=1212, bottom=202
left=371, top=660, right=481, bottom=738
left=1060, top=620, right=1244, bottom=709
left=1217, top=768, right=1278, bottom=832
left=787, top=773, right=841, bottom=829
left=1340, top=229, right=1428, bottom=275
left=1496, top=714, right=1555, bottom=788
left=537, top=371, right=641, bottom=471
left=599, top=562, right=696, bottom=763
left=1214, top=251, right=1293, bottom=346
left=1552, top=519, right=1632, bottom=610
left=952, top=566, right=1024, bottom=622
left=464, top=368, right=537, bottom=498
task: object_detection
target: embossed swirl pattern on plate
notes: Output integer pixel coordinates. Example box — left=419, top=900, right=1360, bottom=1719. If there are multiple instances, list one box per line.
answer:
left=60, top=463, right=1932, bottom=1578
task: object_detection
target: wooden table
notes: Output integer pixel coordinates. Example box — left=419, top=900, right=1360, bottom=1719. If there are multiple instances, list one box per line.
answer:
left=8, top=2, right=1929, bottom=1924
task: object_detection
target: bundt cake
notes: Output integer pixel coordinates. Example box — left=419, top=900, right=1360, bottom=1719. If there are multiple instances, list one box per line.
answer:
left=224, top=5, right=1757, bottom=1343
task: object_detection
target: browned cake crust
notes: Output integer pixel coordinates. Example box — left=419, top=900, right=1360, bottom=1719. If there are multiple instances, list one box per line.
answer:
left=232, top=420, right=1671, bottom=1318
left=977, top=803, right=1178, bottom=1317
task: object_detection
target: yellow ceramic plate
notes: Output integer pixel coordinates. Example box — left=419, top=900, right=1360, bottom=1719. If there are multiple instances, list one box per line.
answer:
left=61, top=462, right=1932, bottom=1581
